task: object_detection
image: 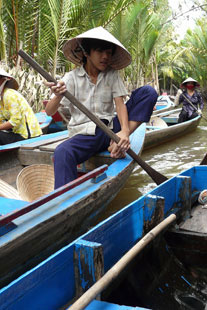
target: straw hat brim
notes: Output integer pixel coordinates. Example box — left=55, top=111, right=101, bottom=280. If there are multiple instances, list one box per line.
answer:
left=181, top=77, right=200, bottom=87
left=0, top=68, right=19, bottom=90
left=63, top=27, right=132, bottom=70
left=0, top=179, right=22, bottom=200
left=16, top=164, right=54, bottom=202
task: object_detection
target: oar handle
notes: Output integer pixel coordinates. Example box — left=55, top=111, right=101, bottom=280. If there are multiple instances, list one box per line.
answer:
left=18, top=50, right=167, bottom=185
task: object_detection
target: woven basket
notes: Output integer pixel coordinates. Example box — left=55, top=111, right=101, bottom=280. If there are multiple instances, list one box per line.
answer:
left=16, top=164, right=54, bottom=202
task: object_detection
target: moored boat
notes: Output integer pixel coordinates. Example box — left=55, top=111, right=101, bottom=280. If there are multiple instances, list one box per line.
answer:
left=35, top=111, right=53, bottom=133
left=1, top=165, right=207, bottom=309
left=144, top=108, right=201, bottom=149
left=153, top=94, right=174, bottom=115
left=0, top=123, right=146, bottom=288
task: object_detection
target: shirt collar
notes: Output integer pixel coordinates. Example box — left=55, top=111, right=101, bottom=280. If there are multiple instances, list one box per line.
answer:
left=77, top=65, right=87, bottom=77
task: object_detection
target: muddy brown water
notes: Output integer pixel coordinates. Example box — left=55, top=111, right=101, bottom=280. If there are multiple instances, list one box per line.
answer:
left=97, top=116, right=207, bottom=222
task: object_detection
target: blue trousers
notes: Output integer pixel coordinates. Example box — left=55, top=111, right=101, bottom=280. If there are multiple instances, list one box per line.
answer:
left=54, top=85, right=158, bottom=188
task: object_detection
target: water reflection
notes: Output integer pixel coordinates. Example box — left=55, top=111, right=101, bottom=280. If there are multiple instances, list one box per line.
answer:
left=97, top=117, right=207, bottom=222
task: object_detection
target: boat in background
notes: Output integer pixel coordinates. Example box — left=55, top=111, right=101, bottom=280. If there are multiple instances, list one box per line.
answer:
left=153, top=94, right=174, bottom=115
left=35, top=111, right=52, bottom=133
left=17, top=108, right=201, bottom=161
left=144, top=108, right=201, bottom=149
left=0, top=123, right=146, bottom=288
left=1, top=165, right=207, bottom=309
left=0, top=130, right=68, bottom=153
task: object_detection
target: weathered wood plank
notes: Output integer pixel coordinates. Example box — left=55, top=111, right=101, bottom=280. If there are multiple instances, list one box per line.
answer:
left=18, top=149, right=54, bottom=165
left=74, top=239, right=104, bottom=298
left=20, top=133, right=68, bottom=150
left=180, top=204, right=207, bottom=233
left=40, top=140, right=65, bottom=151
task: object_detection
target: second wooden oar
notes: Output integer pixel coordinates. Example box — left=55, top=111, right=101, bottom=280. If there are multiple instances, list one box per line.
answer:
left=18, top=49, right=168, bottom=185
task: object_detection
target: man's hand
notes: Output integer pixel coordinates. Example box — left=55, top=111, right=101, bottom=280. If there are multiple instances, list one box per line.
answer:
left=44, top=80, right=66, bottom=97
left=108, top=130, right=130, bottom=158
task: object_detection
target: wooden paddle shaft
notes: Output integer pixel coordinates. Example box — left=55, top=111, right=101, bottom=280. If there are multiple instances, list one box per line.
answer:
left=200, top=153, right=207, bottom=165
left=18, top=50, right=167, bottom=185
left=68, top=214, right=176, bottom=310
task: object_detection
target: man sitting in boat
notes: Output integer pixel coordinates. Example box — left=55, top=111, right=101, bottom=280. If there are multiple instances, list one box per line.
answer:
left=0, top=69, right=42, bottom=144
left=45, top=27, right=158, bottom=189
left=178, top=77, right=204, bottom=123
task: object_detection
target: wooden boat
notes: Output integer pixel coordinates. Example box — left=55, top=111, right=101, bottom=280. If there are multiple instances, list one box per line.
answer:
left=35, top=111, right=53, bottom=133
left=1, top=165, right=207, bottom=310
left=144, top=108, right=201, bottom=149
left=0, top=130, right=68, bottom=153
left=11, top=108, right=200, bottom=158
left=164, top=167, right=207, bottom=281
left=153, top=94, right=174, bottom=115
left=0, top=123, right=146, bottom=288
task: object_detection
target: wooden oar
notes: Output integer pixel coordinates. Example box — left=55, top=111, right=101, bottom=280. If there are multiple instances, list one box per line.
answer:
left=68, top=214, right=176, bottom=310
left=200, top=153, right=207, bottom=165
left=18, top=49, right=168, bottom=185
left=173, top=84, right=207, bottom=121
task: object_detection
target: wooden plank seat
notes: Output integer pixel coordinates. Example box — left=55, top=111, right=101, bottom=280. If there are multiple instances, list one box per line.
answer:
left=20, top=133, right=68, bottom=150
left=18, top=136, right=115, bottom=169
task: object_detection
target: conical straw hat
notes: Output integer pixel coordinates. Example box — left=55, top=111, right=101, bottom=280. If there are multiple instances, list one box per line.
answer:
left=63, top=26, right=132, bottom=70
left=0, top=179, right=22, bottom=200
left=16, top=164, right=54, bottom=202
left=181, top=77, right=200, bottom=87
left=0, top=68, right=19, bottom=90
left=148, top=116, right=168, bottom=128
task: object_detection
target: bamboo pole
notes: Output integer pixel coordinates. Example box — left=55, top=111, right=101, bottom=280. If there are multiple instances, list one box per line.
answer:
left=68, top=214, right=176, bottom=310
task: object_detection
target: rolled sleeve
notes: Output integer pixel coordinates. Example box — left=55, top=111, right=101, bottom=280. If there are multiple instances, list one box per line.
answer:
left=112, top=71, right=128, bottom=98
left=60, top=72, right=75, bottom=107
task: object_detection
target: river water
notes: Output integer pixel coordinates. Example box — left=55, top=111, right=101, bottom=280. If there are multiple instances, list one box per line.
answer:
left=99, top=113, right=207, bottom=221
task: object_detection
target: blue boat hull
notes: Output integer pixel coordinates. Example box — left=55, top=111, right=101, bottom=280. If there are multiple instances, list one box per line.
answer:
left=0, top=124, right=146, bottom=289
left=1, top=165, right=207, bottom=309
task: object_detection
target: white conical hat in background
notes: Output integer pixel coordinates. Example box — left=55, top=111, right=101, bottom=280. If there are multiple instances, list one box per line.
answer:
left=63, top=26, right=132, bottom=70
left=0, top=68, right=19, bottom=90
left=181, top=77, right=200, bottom=87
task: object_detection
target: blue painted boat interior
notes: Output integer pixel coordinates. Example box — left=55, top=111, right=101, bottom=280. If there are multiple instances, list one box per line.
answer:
left=0, top=123, right=145, bottom=239
left=0, top=165, right=206, bottom=310
left=155, top=95, right=174, bottom=110
left=0, top=130, right=68, bottom=152
left=35, top=111, right=52, bottom=126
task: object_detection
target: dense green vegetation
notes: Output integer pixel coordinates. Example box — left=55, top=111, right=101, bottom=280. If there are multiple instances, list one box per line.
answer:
left=1, top=0, right=207, bottom=110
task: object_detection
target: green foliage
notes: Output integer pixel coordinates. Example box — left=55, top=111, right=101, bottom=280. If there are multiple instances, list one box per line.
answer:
left=1, top=0, right=207, bottom=103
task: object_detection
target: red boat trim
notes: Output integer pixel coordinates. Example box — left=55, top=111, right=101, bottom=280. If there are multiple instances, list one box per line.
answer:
left=0, top=165, right=108, bottom=225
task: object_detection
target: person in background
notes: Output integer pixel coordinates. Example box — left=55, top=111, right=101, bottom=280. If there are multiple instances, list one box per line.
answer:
left=45, top=27, right=158, bottom=189
left=0, top=68, right=42, bottom=145
left=178, top=77, right=204, bottom=123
